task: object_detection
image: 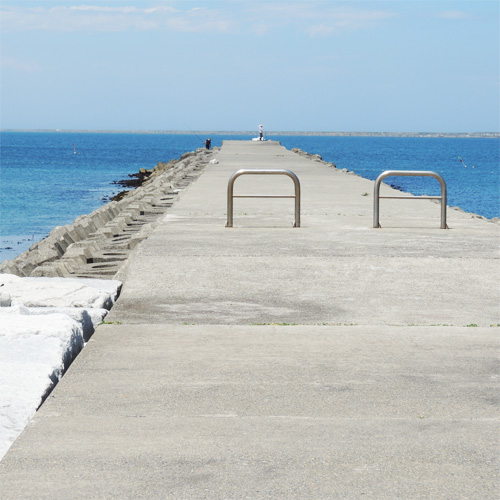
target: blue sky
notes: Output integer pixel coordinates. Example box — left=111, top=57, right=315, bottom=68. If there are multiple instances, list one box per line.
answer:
left=1, top=1, right=498, bottom=132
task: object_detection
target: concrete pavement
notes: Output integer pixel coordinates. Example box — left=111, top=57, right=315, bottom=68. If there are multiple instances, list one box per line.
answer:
left=1, top=140, right=498, bottom=499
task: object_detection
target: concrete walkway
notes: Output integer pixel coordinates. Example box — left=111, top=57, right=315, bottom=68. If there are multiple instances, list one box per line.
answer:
left=1, top=140, right=499, bottom=499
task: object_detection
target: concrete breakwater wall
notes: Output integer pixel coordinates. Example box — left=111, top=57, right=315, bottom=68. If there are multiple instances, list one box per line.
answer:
left=0, top=147, right=219, bottom=280
left=0, top=146, right=217, bottom=460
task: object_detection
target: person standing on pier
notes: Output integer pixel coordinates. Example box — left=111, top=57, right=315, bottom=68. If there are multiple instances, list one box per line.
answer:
left=205, top=138, right=211, bottom=150
left=259, top=124, right=263, bottom=141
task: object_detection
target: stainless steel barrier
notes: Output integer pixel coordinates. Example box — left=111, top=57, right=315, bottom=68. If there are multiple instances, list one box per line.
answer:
left=226, top=169, right=301, bottom=227
left=373, top=170, right=447, bottom=229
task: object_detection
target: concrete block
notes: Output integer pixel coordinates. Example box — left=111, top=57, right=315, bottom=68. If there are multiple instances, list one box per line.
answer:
left=71, top=222, right=92, bottom=241
left=114, top=213, right=134, bottom=226
left=94, top=226, right=115, bottom=238
left=62, top=253, right=88, bottom=266
left=180, top=151, right=195, bottom=160
left=108, top=201, right=122, bottom=217
left=54, top=228, right=76, bottom=252
left=85, top=233, right=109, bottom=247
left=103, top=221, right=127, bottom=237
left=96, top=205, right=116, bottom=222
left=53, top=240, right=69, bottom=256
left=127, top=224, right=153, bottom=250
left=74, top=217, right=98, bottom=238
left=59, top=226, right=80, bottom=246
left=64, top=244, right=95, bottom=263
left=29, top=264, right=66, bottom=278
left=25, top=244, right=60, bottom=266
left=0, top=260, right=23, bottom=277
left=88, top=210, right=111, bottom=229
left=88, top=213, right=105, bottom=229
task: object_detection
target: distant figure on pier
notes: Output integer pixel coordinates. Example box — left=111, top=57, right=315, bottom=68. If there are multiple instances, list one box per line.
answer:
left=259, top=124, right=263, bottom=141
left=205, top=138, right=211, bottom=150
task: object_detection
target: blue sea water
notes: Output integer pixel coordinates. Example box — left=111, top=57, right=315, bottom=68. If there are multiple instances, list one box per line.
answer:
left=276, top=135, right=500, bottom=219
left=1, top=131, right=499, bottom=263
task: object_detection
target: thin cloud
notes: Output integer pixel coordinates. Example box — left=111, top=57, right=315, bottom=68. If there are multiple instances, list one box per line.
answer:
left=0, top=5, right=233, bottom=33
left=308, top=24, right=335, bottom=38
left=306, top=9, right=397, bottom=37
left=163, top=7, right=233, bottom=34
left=1, top=2, right=395, bottom=36
left=68, top=6, right=177, bottom=14
left=245, top=2, right=397, bottom=37
left=1, top=56, right=41, bottom=73
left=437, top=11, right=468, bottom=20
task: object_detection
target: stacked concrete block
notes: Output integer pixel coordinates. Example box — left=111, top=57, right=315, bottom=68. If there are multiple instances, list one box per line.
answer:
left=292, top=147, right=338, bottom=169
left=72, top=216, right=99, bottom=240
left=0, top=148, right=215, bottom=279
left=128, top=223, right=154, bottom=250
left=64, top=242, right=102, bottom=264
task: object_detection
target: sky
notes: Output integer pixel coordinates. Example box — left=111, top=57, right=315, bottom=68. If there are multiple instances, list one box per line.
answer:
left=0, top=0, right=499, bottom=133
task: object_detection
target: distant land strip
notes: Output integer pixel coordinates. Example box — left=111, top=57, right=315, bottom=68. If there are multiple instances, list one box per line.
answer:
left=1, top=129, right=499, bottom=139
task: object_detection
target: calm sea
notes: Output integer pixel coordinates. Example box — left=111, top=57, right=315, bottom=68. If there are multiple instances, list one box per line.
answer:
left=1, top=131, right=499, bottom=263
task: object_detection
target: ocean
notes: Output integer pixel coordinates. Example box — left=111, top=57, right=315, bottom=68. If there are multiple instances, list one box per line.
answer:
left=1, top=131, right=499, bottom=263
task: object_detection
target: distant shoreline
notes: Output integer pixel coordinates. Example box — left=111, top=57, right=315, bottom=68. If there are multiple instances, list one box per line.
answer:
left=1, top=129, right=499, bottom=139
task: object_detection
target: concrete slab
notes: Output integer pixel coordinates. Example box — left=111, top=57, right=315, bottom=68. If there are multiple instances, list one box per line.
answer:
left=1, top=324, right=498, bottom=499
left=1, top=140, right=498, bottom=499
left=106, top=141, right=499, bottom=327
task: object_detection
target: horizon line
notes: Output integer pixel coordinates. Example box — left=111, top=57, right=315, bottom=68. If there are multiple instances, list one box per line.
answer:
left=1, top=129, right=499, bottom=138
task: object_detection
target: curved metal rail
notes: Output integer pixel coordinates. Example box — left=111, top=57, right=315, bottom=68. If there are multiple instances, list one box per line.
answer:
left=373, top=170, right=447, bottom=229
left=226, top=169, right=301, bottom=227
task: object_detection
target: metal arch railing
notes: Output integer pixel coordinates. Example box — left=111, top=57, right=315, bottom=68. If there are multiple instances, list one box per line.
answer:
left=226, top=169, right=301, bottom=228
left=373, top=170, right=448, bottom=229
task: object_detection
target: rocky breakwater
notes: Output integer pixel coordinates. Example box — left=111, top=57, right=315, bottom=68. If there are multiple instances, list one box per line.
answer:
left=291, top=148, right=339, bottom=170
left=0, top=146, right=218, bottom=461
left=0, top=146, right=219, bottom=280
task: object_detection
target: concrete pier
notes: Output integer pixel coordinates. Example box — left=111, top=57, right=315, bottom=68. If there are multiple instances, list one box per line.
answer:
left=1, top=140, right=498, bottom=499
